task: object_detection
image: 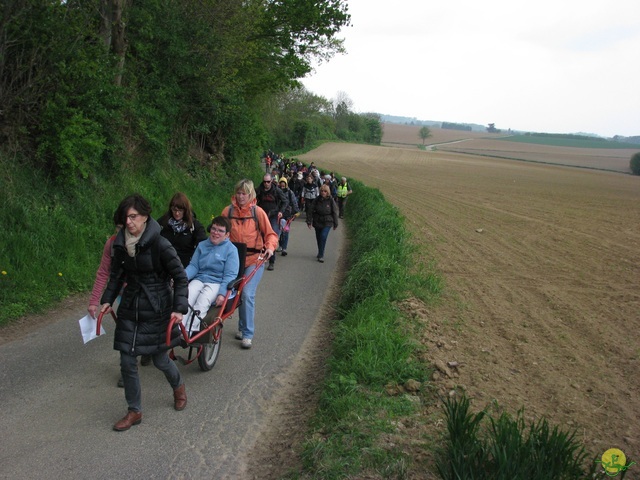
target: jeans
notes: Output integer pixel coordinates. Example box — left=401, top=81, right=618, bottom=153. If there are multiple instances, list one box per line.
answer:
left=238, top=262, right=265, bottom=339
left=279, top=218, right=289, bottom=250
left=269, top=217, right=280, bottom=265
left=120, top=350, right=182, bottom=412
left=315, top=226, right=332, bottom=259
left=183, top=280, right=221, bottom=332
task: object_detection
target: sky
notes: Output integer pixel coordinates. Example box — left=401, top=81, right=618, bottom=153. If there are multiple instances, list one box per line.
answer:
left=301, top=0, right=640, bottom=137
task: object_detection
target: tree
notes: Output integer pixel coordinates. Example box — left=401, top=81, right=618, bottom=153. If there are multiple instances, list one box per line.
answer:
left=419, top=126, right=432, bottom=144
left=630, top=152, right=640, bottom=175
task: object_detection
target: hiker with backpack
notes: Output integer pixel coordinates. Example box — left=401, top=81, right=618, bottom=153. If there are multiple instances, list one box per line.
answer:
left=256, top=173, right=288, bottom=271
left=277, top=177, right=299, bottom=257
left=221, top=179, right=278, bottom=349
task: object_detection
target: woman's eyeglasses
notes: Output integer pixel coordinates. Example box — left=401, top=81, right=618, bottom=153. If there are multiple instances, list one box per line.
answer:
left=171, top=206, right=184, bottom=212
left=127, top=213, right=142, bottom=221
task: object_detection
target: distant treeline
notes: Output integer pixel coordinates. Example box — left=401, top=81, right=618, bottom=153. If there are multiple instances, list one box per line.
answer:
left=442, top=122, right=472, bottom=132
left=525, top=132, right=604, bottom=141
left=503, top=135, right=638, bottom=149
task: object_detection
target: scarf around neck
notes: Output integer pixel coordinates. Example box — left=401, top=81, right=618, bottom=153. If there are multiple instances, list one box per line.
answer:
left=168, top=216, right=188, bottom=233
left=124, top=222, right=146, bottom=257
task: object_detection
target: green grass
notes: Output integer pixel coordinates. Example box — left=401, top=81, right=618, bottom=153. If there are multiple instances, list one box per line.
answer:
left=0, top=152, right=261, bottom=325
left=435, top=394, right=611, bottom=479
left=286, top=177, right=442, bottom=479
left=498, top=135, right=638, bottom=149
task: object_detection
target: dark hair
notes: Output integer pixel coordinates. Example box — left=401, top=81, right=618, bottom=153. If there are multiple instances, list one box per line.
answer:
left=113, top=194, right=152, bottom=225
left=166, top=192, right=194, bottom=227
left=208, top=216, right=231, bottom=233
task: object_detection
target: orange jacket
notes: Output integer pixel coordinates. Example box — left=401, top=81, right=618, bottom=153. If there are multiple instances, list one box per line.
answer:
left=221, top=198, right=278, bottom=267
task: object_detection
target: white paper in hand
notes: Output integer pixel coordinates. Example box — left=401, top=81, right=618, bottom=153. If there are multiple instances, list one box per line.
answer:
left=79, top=314, right=106, bottom=344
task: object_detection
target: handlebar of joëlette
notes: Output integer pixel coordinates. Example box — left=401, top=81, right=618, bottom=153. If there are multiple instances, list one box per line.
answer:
left=96, top=309, right=117, bottom=335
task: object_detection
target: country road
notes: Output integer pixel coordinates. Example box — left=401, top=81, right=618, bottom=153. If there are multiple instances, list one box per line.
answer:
left=0, top=219, right=344, bottom=479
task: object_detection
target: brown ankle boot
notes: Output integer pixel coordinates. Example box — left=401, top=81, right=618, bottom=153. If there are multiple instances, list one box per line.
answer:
left=173, top=384, right=187, bottom=411
left=113, top=410, right=142, bottom=431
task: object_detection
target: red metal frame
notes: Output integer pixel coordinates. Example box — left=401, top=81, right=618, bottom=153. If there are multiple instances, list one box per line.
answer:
left=96, top=309, right=117, bottom=335
left=94, top=254, right=268, bottom=365
left=166, top=254, right=267, bottom=348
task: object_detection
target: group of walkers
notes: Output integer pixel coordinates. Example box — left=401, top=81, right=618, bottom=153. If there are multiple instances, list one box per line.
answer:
left=87, top=164, right=352, bottom=432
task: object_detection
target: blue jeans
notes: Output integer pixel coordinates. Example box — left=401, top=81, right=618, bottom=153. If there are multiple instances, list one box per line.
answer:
left=269, top=217, right=280, bottom=265
left=238, top=262, right=265, bottom=339
left=315, top=226, right=332, bottom=259
left=279, top=218, right=289, bottom=250
left=120, top=350, right=183, bottom=412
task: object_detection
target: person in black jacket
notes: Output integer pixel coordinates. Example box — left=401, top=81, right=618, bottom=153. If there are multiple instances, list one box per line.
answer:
left=100, top=194, right=189, bottom=432
left=157, top=192, right=207, bottom=268
left=307, top=184, right=339, bottom=263
left=256, top=173, right=288, bottom=271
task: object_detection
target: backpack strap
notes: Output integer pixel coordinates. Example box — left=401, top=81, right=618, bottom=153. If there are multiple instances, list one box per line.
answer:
left=227, top=204, right=262, bottom=253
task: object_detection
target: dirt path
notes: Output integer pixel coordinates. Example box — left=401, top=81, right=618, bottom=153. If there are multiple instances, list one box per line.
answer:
left=300, top=142, right=640, bottom=467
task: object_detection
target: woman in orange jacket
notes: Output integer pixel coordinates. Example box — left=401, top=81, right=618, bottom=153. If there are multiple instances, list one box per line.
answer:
left=221, top=179, right=278, bottom=349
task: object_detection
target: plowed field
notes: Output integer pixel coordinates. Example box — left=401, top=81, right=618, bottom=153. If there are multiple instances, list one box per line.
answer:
left=383, top=122, right=636, bottom=173
left=299, top=133, right=640, bottom=470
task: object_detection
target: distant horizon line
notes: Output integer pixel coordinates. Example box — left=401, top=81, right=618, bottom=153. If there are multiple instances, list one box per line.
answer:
left=377, top=115, right=638, bottom=139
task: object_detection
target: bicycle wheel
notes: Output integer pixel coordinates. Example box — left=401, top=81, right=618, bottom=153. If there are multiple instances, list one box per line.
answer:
left=198, top=326, right=222, bottom=371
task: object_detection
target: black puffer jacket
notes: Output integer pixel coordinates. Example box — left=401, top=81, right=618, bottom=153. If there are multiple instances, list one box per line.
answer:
left=101, top=218, right=188, bottom=356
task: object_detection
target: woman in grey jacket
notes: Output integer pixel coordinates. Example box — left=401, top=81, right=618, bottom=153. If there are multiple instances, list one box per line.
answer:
left=100, top=194, right=189, bottom=432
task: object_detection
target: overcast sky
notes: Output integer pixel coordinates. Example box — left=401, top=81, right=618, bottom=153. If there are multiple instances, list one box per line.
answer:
left=301, top=0, right=640, bottom=137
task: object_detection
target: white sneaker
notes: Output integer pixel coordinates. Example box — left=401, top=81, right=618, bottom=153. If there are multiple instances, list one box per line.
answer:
left=241, top=338, right=252, bottom=349
left=235, top=332, right=243, bottom=340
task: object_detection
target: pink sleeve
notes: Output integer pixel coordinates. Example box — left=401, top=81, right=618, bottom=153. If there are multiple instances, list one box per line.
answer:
left=89, top=236, right=114, bottom=306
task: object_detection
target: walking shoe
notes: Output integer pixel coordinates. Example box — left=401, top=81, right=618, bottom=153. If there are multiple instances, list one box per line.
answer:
left=113, top=411, right=142, bottom=431
left=317, top=257, right=324, bottom=263
left=173, top=384, right=187, bottom=411
left=117, top=376, right=124, bottom=388
left=267, top=263, right=274, bottom=271
left=235, top=331, right=243, bottom=340
left=276, top=246, right=282, bottom=252
left=281, top=249, right=288, bottom=256
left=241, top=338, right=252, bottom=349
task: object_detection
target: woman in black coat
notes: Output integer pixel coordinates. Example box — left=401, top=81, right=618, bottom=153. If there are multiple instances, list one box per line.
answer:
left=157, top=192, right=206, bottom=268
left=100, top=194, right=189, bottom=432
left=306, top=184, right=339, bottom=263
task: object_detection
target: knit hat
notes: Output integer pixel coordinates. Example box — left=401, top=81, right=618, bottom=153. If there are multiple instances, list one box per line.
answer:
left=279, top=177, right=288, bottom=187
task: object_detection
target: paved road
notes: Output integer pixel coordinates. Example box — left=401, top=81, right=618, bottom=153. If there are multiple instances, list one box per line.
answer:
left=0, top=219, right=344, bottom=479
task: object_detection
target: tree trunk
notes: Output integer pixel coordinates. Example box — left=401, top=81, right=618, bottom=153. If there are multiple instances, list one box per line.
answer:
left=111, top=0, right=127, bottom=86
left=98, top=0, right=112, bottom=49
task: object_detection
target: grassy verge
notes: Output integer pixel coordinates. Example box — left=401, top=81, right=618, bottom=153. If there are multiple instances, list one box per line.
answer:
left=287, top=179, right=443, bottom=478
left=0, top=152, right=261, bottom=325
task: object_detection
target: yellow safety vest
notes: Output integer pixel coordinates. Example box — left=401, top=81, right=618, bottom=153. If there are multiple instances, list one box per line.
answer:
left=337, top=184, right=349, bottom=198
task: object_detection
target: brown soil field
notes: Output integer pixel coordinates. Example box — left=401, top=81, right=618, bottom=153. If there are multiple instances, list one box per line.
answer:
left=298, top=140, right=640, bottom=475
left=382, top=122, right=509, bottom=146
left=383, top=122, right=638, bottom=174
